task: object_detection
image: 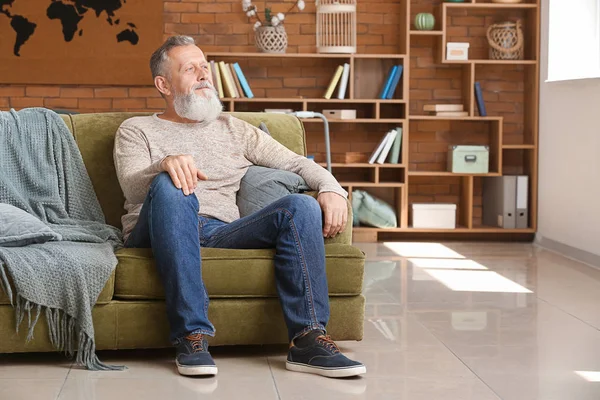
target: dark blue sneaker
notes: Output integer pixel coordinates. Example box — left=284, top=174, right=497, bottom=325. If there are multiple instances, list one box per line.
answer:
left=286, top=330, right=366, bottom=378
left=175, top=333, right=218, bottom=376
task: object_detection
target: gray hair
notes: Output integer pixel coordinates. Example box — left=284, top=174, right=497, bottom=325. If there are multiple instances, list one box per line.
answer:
left=150, top=35, right=196, bottom=80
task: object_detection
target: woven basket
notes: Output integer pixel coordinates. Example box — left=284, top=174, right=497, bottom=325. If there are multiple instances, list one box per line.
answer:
left=255, top=26, right=288, bottom=53
left=486, top=20, right=524, bottom=60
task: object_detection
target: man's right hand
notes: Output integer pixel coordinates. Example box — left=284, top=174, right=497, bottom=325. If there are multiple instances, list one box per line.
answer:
left=160, top=155, right=208, bottom=196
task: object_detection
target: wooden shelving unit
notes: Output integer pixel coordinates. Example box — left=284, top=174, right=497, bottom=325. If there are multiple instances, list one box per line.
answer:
left=205, top=0, right=539, bottom=242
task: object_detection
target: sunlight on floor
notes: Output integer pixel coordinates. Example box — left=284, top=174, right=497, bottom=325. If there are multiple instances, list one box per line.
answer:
left=383, top=242, right=465, bottom=259
left=575, top=371, right=600, bottom=382
left=408, top=258, right=489, bottom=270
left=424, top=269, right=533, bottom=293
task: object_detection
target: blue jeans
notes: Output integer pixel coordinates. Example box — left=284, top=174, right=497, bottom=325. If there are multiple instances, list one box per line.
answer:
left=125, top=173, right=330, bottom=345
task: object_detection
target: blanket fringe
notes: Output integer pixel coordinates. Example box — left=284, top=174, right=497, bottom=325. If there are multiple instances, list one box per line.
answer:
left=9, top=292, right=126, bottom=371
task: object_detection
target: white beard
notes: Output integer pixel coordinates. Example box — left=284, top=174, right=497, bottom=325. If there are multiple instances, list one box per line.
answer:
left=173, top=84, right=223, bottom=123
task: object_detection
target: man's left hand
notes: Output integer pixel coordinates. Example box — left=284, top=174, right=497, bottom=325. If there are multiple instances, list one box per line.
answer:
left=317, top=192, right=348, bottom=238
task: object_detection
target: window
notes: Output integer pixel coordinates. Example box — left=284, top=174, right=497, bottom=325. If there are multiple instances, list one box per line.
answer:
left=547, top=0, right=600, bottom=81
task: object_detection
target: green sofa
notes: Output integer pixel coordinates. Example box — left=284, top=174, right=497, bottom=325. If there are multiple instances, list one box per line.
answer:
left=0, top=111, right=366, bottom=353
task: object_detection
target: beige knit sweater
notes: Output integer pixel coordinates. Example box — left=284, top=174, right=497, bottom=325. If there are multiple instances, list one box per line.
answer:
left=113, top=113, right=347, bottom=240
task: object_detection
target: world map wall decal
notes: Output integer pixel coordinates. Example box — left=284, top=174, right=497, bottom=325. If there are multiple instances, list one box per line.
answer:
left=0, top=0, right=162, bottom=85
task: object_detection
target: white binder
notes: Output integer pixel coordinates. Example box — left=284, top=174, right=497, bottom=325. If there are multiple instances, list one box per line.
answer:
left=516, top=175, right=529, bottom=229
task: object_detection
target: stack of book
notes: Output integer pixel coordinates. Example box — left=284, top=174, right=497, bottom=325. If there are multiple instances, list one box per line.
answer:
left=378, top=65, right=403, bottom=99
left=323, top=63, right=351, bottom=100
left=423, top=104, right=468, bottom=117
left=368, top=128, right=403, bottom=164
left=209, top=61, right=254, bottom=99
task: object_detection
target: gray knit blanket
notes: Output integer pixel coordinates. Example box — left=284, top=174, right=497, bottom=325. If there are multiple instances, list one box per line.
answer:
left=0, top=108, right=124, bottom=370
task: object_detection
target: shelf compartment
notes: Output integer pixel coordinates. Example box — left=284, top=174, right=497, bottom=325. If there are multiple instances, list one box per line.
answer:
left=354, top=57, right=406, bottom=100
left=379, top=167, right=406, bottom=184
left=349, top=186, right=404, bottom=229
left=379, top=102, right=407, bottom=120
left=443, top=5, right=538, bottom=63
left=409, top=36, right=472, bottom=116
left=408, top=175, right=472, bottom=229
left=408, top=118, right=502, bottom=175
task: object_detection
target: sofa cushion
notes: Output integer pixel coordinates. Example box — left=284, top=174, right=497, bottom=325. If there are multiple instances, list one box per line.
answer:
left=237, top=166, right=311, bottom=218
left=113, top=243, right=365, bottom=300
left=0, top=270, right=115, bottom=306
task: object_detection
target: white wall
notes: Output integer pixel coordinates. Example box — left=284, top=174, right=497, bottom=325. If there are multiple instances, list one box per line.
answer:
left=538, top=0, right=600, bottom=257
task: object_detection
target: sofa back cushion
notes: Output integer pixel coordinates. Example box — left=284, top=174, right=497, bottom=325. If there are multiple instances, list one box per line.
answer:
left=62, top=112, right=307, bottom=229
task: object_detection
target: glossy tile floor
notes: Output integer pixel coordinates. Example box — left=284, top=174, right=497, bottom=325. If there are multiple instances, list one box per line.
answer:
left=2, top=242, right=600, bottom=400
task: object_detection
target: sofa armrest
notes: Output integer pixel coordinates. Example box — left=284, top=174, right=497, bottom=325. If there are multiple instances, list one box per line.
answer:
left=302, top=191, right=352, bottom=245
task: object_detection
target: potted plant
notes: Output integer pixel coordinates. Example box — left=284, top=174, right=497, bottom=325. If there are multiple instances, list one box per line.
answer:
left=243, top=0, right=305, bottom=53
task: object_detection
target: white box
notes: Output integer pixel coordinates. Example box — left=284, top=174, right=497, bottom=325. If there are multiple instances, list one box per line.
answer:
left=412, top=203, right=457, bottom=229
left=322, top=109, right=356, bottom=120
left=446, top=42, right=470, bottom=61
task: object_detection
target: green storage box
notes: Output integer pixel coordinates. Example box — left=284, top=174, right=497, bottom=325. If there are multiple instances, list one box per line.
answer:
left=447, top=145, right=489, bottom=174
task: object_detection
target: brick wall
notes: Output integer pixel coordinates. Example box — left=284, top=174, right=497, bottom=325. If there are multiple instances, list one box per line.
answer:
left=0, top=0, right=404, bottom=113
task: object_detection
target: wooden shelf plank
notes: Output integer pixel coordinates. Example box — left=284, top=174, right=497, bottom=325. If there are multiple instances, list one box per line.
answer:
left=503, top=144, right=536, bottom=149
left=207, top=52, right=407, bottom=59
left=302, top=118, right=406, bottom=124
left=317, top=163, right=406, bottom=168
left=410, top=30, right=443, bottom=36
left=409, top=171, right=501, bottom=177
left=353, top=227, right=536, bottom=233
left=225, top=98, right=406, bottom=104
left=444, top=3, right=538, bottom=9
left=340, top=182, right=404, bottom=187
left=409, top=115, right=502, bottom=121
left=443, top=60, right=538, bottom=65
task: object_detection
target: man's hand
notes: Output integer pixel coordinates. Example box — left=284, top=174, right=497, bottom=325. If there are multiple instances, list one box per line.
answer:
left=160, top=155, right=208, bottom=196
left=317, top=192, right=348, bottom=238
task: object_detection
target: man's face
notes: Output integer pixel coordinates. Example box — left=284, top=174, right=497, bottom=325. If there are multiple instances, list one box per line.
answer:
left=161, top=44, right=222, bottom=122
left=167, top=45, right=213, bottom=98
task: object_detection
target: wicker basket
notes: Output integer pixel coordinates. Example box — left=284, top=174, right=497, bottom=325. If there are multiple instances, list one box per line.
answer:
left=486, top=20, right=524, bottom=60
left=255, top=26, right=288, bottom=53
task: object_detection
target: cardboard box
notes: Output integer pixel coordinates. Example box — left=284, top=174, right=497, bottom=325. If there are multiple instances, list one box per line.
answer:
left=412, top=203, right=457, bottom=229
left=322, top=109, right=357, bottom=120
left=446, top=42, right=470, bottom=61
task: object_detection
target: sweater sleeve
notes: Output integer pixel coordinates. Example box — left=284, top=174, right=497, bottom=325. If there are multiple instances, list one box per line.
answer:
left=113, top=125, right=166, bottom=205
left=237, top=119, right=348, bottom=199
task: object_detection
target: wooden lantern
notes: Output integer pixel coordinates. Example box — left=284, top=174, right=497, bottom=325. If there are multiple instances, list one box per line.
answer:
left=316, top=0, right=357, bottom=54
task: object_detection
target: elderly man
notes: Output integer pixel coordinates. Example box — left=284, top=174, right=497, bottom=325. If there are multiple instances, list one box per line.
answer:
left=113, top=36, right=365, bottom=378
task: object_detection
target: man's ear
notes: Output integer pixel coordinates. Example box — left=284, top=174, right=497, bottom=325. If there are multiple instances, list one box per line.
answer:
left=155, top=76, right=171, bottom=97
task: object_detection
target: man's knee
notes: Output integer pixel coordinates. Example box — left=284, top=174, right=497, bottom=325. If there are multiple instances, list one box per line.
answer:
left=281, top=194, right=321, bottom=217
left=150, top=172, right=198, bottom=207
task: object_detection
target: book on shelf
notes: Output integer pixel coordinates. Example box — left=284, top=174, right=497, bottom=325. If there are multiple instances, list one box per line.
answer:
left=385, top=65, right=403, bottom=100
left=229, top=63, right=245, bottom=98
left=218, top=61, right=237, bottom=98
left=435, top=111, right=469, bottom=117
left=210, top=60, right=224, bottom=99
left=376, top=129, right=398, bottom=164
left=423, top=104, right=464, bottom=112
left=336, top=63, right=350, bottom=100
left=386, top=127, right=402, bottom=164
left=368, top=131, right=394, bottom=164
left=324, top=65, right=344, bottom=99
left=474, top=81, right=487, bottom=116
left=233, top=62, right=254, bottom=98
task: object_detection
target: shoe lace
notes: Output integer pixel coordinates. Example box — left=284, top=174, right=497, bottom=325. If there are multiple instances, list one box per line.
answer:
left=316, top=335, right=340, bottom=354
left=186, top=333, right=205, bottom=353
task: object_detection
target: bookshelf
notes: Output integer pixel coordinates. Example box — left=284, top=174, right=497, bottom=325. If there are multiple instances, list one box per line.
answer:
left=205, top=0, right=539, bottom=242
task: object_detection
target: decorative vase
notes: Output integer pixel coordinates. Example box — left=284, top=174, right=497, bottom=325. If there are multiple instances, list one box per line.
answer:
left=255, top=25, right=288, bottom=53
left=486, top=20, right=524, bottom=60
left=414, top=13, right=435, bottom=31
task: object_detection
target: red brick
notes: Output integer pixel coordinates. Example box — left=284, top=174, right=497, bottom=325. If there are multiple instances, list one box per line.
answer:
left=203, top=24, right=234, bottom=34
left=0, top=87, right=25, bottom=96
left=147, top=98, right=166, bottom=109
left=215, top=13, right=245, bottom=23
left=61, top=88, right=94, bottom=98
left=164, top=2, right=198, bottom=13
left=215, top=34, right=248, bottom=45
left=26, top=86, right=60, bottom=97
left=0, top=97, right=9, bottom=108
left=198, top=3, right=232, bottom=12
left=113, top=98, right=147, bottom=109
left=452, top=16, right=485, bottom=26
left=165, top=23, right=199, bottom=35
left=164, top=13, right=181, bottom=23
left=283, top=77, right=316, bottom=88
left=129, top=87, right=161, bottom=98
left=44, top=98, right=78, bottom=109
left=181, top=14, right=215, bottom=23
left=94, top=88, right=128, bottom=98
left=11, top=97, right=44, bottom=108
left=79, top=99, right=112, bottom=109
